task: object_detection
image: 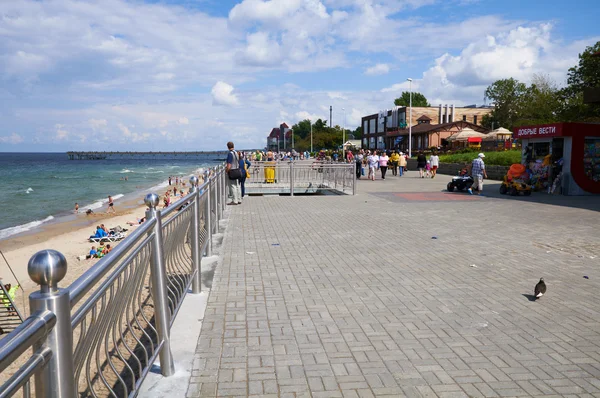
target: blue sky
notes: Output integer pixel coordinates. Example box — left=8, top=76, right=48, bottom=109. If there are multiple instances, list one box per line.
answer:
left=0, top=0, right=598, bottom=151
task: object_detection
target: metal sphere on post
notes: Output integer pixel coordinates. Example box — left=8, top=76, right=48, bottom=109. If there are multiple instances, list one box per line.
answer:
left=144, top=193, right=175, bottom=376
left=28, top=249, right=76, bottom=397
left=144, top=193, right=160, bottom=209
left=189, top=175, right=198, bottom=194
left=189, top=176, right=201, bottom=293
left=28, top=250, right=68, bottom=294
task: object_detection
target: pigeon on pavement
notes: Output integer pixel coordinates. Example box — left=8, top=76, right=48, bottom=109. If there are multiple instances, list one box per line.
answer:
left=534, top=278, right=546, bottom=299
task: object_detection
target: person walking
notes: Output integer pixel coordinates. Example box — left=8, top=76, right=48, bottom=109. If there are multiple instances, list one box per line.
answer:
left=379, top=151, right=389, bottom=180
left=367, top=151, right=379, bottom=181
left=389, top=150, right=400, bottom=176
left=429, top=151, right=440, bottom=178
left=468, top=153, right=488, bottom=195
left=417, top=152, right=427, bottom=178
left=238, top=151, right=251, bottom=199
left=106, top=195, right=115, bottom=213
left=226, top=141, right=242, bottom=205
left=398, top=151, right=407, bottom=177
left=355, top=150, right=364, bottom=179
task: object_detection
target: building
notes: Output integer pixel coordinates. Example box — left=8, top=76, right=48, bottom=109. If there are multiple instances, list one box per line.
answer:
left=266, top=123, right=292, bottom=151
left=361, top=104, right=493, bottom=151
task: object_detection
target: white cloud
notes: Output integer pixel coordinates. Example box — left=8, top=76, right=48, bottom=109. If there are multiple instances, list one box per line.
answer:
left=211, top=81, right=240, bottom=106
left=382, top=24, right=599, bottom=106
left=236, top=31, right=282, bottom=66
left=365, top=63, right=390, bottom=76
left=55, top=124, right=69, bottom=140
left=177, top=117, right=189, bottom=125
left=0, top=133, right=24, bottom=144
left=89, top=119, right=108, bottom=130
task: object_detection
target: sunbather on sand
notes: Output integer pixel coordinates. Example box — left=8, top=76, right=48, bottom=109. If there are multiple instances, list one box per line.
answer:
left=126, top=216, right=146, bottom=226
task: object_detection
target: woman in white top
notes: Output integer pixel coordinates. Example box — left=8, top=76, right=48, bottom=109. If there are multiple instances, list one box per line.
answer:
left=367, top=151, right=379, bottom=181
left=429, top=152, right=440, bottom=178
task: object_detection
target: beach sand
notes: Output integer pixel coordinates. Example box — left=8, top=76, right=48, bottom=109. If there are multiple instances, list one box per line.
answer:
left=0, top=202, right=150, bottom=317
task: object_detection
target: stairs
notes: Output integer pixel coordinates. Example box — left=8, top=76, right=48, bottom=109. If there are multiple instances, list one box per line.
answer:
left=0, top=283, right=24, bottom=336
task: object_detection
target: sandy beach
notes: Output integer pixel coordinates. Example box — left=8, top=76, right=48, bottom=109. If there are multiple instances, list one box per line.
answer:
left=0, top=184, right=188, bottom=317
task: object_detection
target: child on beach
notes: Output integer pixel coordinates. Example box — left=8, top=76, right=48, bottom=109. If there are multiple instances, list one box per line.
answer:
left=74, top=203, right=79, bottom=213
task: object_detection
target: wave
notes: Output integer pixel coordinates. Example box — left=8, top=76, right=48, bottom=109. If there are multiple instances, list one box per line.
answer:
left=0, top=216, right=55, bottom=240
left=25, top=187, right=34, bottom=194
left=120, top=169, right=134, bottom=173
left=142, top=170, right=165, bottom=174
left=80, top=194, right=125, bottom=211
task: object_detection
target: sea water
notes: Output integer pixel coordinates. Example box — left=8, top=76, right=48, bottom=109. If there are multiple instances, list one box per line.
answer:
left=0, top=153, right=219, bottom=240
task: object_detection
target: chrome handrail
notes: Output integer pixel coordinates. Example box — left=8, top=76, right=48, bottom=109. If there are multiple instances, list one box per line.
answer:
left=0, top=165, right=228, bottom=398
left=245, top=161, right=356, bottom=195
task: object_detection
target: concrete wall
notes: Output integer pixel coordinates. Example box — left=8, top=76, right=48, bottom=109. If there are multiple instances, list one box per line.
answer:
left=407, top=159, right=508, bottom=181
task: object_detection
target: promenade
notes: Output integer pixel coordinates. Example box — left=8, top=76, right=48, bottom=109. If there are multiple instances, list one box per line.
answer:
left=187, top=172, right=600, bottom=397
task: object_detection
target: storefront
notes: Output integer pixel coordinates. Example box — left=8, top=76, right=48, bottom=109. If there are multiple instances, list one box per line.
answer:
left=515, top=122, right=600, bottom=195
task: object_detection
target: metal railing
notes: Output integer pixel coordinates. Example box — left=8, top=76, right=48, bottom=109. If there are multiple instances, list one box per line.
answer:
left=0, top=165, right=227, bottom=398
left=245, top=161, right=356, bottom=195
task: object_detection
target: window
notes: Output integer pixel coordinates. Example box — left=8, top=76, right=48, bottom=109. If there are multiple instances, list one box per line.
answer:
left=369, top=119, right=376, bottom=135
left=462, top=115, right=467, bottom=121
left=474, top=115, right=478, bottom=125
left=363, top=121, right=368, bottom=135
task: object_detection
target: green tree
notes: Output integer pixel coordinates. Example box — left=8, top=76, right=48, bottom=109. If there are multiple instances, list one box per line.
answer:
left=558, top=41, right=600, bottom=122
left=567, top=41, right=600, bottom=92
left=482, top=78, right=527, bottom=130
left=517, top=74, right=561, bottom=126
left=291, top=119, right=312, bottom=139
left=394, top=91, right=430, bottom=107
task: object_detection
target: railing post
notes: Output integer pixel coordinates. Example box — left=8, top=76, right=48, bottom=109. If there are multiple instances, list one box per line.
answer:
left=352, top=164, right=356, bottom=196
left=213, top=168, right=220, bottom=228
left=204, top=170, right=213, bottom=256
left=221, top=165, right=226, bottom=213
left=189, top=177, right=201, bottom=294
left=334, top=168, right=338, bottom=190
left=144, top=194, right=175, bottom=376
left=27, top=250, right=76, bottom=398
left=290, top=161, right=294, bottom=196
left=342, top=166, right=346, bottom=193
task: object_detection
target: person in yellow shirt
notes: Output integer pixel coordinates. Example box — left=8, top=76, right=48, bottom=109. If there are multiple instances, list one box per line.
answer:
left=398, top=152, right=407, bottom=177
left=389, top=150, right=401, bottom=176
left=2, top=283, right=19, bottom=316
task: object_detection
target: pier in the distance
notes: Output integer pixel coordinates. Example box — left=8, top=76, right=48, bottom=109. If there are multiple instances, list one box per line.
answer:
left=66, top=151, right=229, bottom=161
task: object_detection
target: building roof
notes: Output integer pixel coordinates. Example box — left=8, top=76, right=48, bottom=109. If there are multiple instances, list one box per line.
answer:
left=268, top=128, right=280, bottom=139
left=417, top=115, right=432, bottom=122
left=387, top=120, right=489, bottom=137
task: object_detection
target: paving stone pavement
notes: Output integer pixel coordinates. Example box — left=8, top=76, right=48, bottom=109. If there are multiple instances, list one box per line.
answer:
left=188, top=171, right=600, bottom=398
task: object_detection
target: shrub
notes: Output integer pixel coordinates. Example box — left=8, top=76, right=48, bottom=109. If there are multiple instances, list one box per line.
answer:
left=439, top=150, right=521, bottom=166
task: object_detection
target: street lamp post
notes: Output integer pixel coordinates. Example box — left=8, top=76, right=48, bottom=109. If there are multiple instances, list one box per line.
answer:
left=407, top=78, right=413, bottom=158
left=342, top=107, right=346, bottom=159
left=310, top=121, right=313, bottom=154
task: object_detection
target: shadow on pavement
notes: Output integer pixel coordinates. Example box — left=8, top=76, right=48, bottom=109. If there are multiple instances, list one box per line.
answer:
left=444, top=181, right=600, bottom=212
left=522, top=294, right=538, bottom=302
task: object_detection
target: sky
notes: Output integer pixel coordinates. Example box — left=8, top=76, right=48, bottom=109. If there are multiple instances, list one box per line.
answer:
left=0, top=0, right=599, bottom=152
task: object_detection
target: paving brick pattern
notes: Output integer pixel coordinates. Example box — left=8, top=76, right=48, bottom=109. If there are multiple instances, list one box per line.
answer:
left=188, top=172, right=600, bottom=397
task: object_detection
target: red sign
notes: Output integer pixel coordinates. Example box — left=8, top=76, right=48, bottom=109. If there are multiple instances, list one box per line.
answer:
left=514, top=123, right=563, bottom=138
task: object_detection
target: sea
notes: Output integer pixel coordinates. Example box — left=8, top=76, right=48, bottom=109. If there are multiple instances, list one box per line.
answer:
left=0, top=153, right=221, bottom=240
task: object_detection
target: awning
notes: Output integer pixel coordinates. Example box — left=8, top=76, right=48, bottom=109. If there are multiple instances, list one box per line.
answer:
left=467, top=137, right=482, bottom=143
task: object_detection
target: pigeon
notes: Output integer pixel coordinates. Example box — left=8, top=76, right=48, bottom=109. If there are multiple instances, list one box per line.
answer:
left=534, top=278, right=546, bottom=299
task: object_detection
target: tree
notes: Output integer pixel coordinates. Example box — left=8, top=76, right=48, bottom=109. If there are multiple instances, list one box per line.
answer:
left=291, top=119, right=311, bottom=139
left=394, top=91, right=430, bottom=107
left=558, top=41, right=600, bottom=122
left=517, top=74, right=561, bottom=126
left=567, top=41, right=600, bottom=92
left=482, top=78, right=527, bottom=130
